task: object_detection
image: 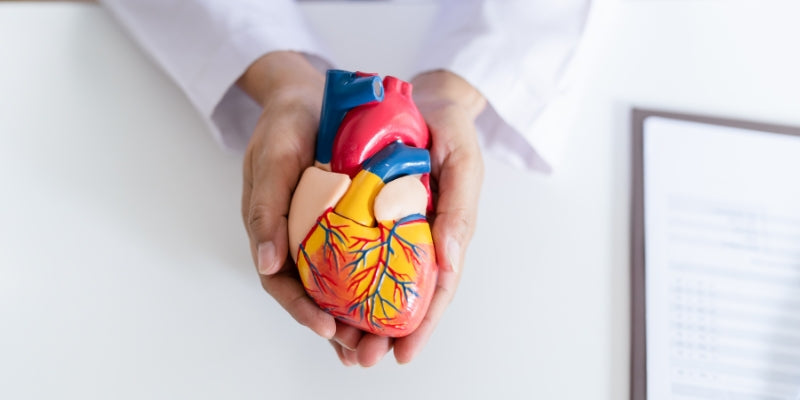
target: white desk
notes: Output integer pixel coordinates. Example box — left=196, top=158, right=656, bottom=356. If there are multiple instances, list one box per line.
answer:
left=2, top=2, right=799, bottom=399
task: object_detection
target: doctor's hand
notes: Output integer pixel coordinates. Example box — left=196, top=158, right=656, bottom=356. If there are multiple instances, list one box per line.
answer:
left=238, top=51, right=339, bottom=339
left=238, top=52, right=389, bottom=365
left=395, top=70, right=486, bottom=363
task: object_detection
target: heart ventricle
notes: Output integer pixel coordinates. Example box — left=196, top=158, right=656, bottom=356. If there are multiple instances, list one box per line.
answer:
left=297, top=209, right=436, bottom=336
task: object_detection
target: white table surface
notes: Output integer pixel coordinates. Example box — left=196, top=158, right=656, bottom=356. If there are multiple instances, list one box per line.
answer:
left=2, top=1, right=799, bottom=399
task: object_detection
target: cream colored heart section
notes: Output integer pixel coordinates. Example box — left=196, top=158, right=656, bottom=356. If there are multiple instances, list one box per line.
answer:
left=288, top=166, right=351, bottom=261
left=373, top=175, right=428, bottom=222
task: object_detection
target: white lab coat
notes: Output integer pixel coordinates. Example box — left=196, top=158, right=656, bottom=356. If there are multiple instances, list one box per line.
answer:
left=101, top=0, right=590, bottom=172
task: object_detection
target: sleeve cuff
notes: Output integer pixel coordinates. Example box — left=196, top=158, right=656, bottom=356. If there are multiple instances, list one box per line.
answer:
left=409, top=0, right=591, bottom=172
left=195, top=29, right=332, bottom=153
left=102, top=0, right=333, bottom=154
left=209, top=52, right=332, bottom=153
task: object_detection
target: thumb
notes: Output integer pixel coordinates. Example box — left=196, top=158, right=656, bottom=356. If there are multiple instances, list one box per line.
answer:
left=243, top=145, right=304, bottom=276
left=431, top=142, right=484, bottom=273
left=242, top=135, right=336, bottom=340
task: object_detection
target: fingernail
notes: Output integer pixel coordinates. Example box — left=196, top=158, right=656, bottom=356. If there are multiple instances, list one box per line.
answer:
left=333, top=338, right=355, bottom=352
left=343, top=348, right=358, bottom=366
left=446, top=238, right=460, bottom=273
left=329, top=340, right=351, bottom=366
left=257, top=242, right=278, bottom=275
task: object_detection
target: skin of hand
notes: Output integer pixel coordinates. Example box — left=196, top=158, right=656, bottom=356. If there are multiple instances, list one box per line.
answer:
left=238, top=51, right=486, bottom=367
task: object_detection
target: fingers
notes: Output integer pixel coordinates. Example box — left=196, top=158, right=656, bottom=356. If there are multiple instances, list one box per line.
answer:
left=341, top=346, right=359, bottom=366
left=332, top=320, right=362, bottom=350
left=332, top=334, right=392, bottom=367
left=242, top=96, right=318, bottom=274
left=239, top=58, right=349, bottom=351
left=330, top=321, right=393, bottom=367
left=242, top=106, right=326, bottom=337
left=393, top=269, right=459, bottom=364
left=329, top=340, right=349, bottom=365
left=392, top=91, right=484, bottom=363
left=244, top=143, right=305, bottom=275
left=413, top=70, right=485, bottom=275
left=356, top=334, right=393, bottom=367
left=429, top=115, right=484, bottom=273
left=330, top=339, right=359, bottom=366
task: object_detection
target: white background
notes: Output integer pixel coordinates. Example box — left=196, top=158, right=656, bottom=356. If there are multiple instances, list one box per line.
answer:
left=2, top=1, right=800, bottom=399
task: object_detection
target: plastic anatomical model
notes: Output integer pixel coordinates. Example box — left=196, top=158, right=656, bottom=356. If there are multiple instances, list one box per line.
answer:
left=287, top=70, right=437, bottom=337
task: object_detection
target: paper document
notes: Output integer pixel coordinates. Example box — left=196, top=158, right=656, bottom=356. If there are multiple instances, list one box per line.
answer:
left=643, top=116, right=800, bottom=399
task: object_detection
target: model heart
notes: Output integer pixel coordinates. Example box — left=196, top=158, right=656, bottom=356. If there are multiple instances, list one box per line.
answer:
left=288, top=70, right=437, bottom=337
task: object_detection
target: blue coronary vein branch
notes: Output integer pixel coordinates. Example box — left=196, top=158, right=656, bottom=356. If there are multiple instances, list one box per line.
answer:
left=344, top=214, right=427, bottom=329
left=298, top=213, right=349, bottom=297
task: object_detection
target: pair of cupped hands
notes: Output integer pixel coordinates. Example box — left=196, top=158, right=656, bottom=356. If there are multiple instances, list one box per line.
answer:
left=238, top=51, right=486, bottom=367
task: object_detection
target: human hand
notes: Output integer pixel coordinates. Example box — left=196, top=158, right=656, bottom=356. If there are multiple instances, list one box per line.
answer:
left=240, top=57, right=485, bottom=366
left=239, top=52, right=395, bottom=363
left=326, top=70, right=487, bottom=366
left=239, top=51, right=339, bottom=339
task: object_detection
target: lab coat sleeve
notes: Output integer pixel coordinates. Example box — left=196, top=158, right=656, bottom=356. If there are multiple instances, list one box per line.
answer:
left=410, top=0, right=591, bottom=172
left=100, top=0, right=332, bottom=152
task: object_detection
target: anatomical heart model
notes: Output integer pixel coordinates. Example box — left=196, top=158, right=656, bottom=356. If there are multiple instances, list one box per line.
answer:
left=288, top=70, right=437, bottom=337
